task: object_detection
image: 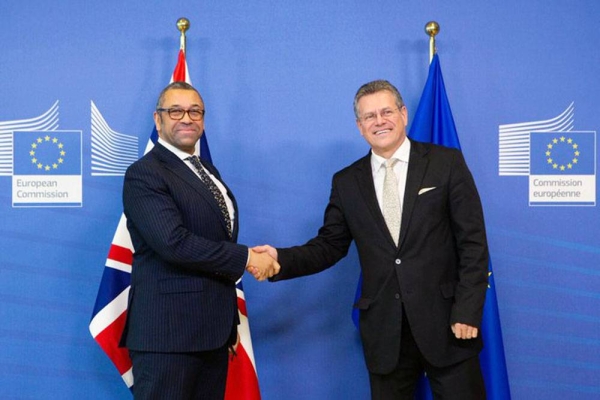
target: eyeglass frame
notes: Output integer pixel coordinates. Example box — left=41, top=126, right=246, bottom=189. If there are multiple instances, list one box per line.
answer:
left=358, top=106, right=403, bottom=125
left=156, top=107, right=206, bottom=121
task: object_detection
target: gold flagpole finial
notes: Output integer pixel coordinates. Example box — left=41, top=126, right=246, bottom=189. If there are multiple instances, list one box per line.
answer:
left=425, top=21, right=440, bottom=63
left=177, top=18, right=190, bottom=53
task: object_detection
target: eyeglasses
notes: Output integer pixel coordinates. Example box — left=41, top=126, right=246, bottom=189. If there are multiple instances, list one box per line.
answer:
left=359, top=107, right=401, bottom=124
left=156, top=107, right=205, bottom=121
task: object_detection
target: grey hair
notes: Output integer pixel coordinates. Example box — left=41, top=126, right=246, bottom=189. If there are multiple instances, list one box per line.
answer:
left=353, top=80, right=404, bottom=119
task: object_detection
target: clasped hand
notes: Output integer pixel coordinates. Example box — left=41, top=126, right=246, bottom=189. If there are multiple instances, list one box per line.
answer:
left=246, top=245, right=279, bottom=281
left=451, top=323, right=478, bottom=339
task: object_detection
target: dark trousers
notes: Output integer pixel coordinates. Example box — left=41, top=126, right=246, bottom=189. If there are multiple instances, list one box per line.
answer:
left=130, top=346, right=229, bottom=400
left=369, top=311, right=486, bottom=400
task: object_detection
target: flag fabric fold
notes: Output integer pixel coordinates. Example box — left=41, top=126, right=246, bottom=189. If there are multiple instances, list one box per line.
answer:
left=409, top=54, right=511, bottom=400
left=90, top=48, right=260, bottom=399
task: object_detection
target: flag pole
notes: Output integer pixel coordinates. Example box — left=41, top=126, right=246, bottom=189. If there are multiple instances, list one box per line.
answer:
left=425, top=21, right=440, bottom=63
left=177, top=17, right=190, bottom=53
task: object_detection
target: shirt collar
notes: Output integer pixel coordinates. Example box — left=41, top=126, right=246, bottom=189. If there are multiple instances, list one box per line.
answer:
left=157, top=137, right=199, bottom=161
left=370, top=138, right=411, bottom=172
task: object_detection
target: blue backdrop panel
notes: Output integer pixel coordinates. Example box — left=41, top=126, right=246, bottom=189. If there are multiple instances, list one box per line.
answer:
left=1, top=1, right=599, bottom=399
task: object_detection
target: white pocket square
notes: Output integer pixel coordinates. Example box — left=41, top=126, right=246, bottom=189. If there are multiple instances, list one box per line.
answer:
left=418, top=187, right=436, bottom=195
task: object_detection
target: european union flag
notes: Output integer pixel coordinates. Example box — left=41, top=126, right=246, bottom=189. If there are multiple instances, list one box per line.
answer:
left=530, top=131, right=595, bottom=175
left=409, top=55, right=460, bottom=148
left=13, top=130, right=82, bottom=176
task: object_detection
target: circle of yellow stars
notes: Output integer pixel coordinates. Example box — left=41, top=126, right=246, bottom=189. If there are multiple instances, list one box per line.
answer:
left=29, top=135, right=66, bottom=171
left=545, top=136, right=579, bottom=172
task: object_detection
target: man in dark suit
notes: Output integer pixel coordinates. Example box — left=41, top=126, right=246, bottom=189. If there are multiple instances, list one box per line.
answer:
left=251, top=80, right=488, bottom=399
left=121, top=81, right=279, bottom=399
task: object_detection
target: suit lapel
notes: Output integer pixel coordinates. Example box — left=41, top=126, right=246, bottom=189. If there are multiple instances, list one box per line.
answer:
left=398, top=141, right=429, bottom=249
left=153, top=144, right=235, bottom=239
left=354, top=153, right=398, bottom=248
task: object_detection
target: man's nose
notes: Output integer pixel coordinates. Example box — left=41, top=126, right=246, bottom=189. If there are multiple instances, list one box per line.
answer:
left=180, top=110, right=193, bottom=122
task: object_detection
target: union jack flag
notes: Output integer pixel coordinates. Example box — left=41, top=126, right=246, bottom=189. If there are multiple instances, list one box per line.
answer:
left=89, top=46, right=261, bottom=399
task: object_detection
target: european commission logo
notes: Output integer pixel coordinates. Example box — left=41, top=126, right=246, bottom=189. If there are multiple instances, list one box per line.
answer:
left=499, top=103, right=596, bottom=206
left=12, top=130, right=82, bottom=207
left=0, top=101, right=139, bottom=208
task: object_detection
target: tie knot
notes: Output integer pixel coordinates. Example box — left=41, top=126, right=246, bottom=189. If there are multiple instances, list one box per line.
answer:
left=187, top=155, right=202, bottom=167
left=385, top=158, right=399, bottom=170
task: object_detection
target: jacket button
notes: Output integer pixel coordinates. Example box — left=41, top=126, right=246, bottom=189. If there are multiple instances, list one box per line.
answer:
left=395, top=293, right=400, bottom=299
left=395, top=259, right=401, bottom=265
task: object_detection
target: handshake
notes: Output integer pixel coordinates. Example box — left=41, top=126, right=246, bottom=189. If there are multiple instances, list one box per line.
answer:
left=246, top=245, right=279, bottom=281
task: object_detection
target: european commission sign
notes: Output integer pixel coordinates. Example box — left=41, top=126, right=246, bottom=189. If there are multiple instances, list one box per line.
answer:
left=12, top=130, right=82, bottom=207
left=0, top=100, right=139, bottom=209
left=529, top=131, right=595, bottom=205
left=499, top=103, right=596, bottom=206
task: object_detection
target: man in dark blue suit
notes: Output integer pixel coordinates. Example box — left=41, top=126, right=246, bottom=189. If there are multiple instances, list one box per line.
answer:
left=251, top=80, right=488, bottom=399
left=121, top=81, right=278, bottom=399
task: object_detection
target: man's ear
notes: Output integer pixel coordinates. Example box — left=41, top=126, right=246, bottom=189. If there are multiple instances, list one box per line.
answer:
left=153, top=112, right=161, bottom=135
left=356, top=120, right=364, bottom=137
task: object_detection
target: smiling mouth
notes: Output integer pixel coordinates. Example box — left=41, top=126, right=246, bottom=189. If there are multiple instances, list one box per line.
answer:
left=374, top=129, right=390, bottom=136
left=176, top=127, right=199, bottom=134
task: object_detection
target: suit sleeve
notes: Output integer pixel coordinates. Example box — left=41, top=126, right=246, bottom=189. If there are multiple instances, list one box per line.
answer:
left=123, top=160, right=248, bottom=281
left=272, top=175, right=353, bottom=281
left=447, top=150, right=489, bottom=327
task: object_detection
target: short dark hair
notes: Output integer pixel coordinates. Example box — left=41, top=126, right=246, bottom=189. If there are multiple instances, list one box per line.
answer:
left=353, top=80, right=404, bottom=119
left=156, top=81, right=203, bottom=109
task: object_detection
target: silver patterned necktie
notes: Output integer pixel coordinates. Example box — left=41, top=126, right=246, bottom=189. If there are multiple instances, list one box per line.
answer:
left=186, top=156, right=232, bottom=238
left=382, top=158, right=401, bottom=246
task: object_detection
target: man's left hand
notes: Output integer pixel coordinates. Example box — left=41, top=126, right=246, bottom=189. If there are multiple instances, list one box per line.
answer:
left=451, top=323, right=478, bottom=339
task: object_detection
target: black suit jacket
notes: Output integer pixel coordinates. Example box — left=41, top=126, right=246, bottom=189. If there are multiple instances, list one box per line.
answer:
left=120, top=142, right=248, bottom=353
left=272, top=140, right=489, bottom=374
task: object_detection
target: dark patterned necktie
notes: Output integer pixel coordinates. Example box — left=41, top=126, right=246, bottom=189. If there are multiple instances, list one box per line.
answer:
left=186, top=156, right=232, bottom=237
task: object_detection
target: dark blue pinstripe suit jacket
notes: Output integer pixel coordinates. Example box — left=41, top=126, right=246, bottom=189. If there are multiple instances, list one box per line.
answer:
left=120, top=142, right=248, bottom=353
